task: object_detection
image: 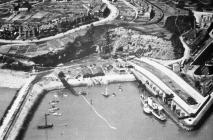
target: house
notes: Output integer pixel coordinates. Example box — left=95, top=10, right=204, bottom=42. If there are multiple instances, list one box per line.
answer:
left=81, top=66, right=93, bottom=78
left=91, top=66, right=105, bottom=77
left=193, top=11, right=213, bottom=29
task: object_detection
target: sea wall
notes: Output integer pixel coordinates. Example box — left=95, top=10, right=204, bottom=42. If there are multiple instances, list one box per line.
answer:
left=0, top=76, right=36, bottom=140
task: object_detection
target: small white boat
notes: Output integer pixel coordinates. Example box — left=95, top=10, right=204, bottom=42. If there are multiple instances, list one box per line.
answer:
left=54, top=94, right=59, bottom=98
left=49, top=102, right=57, bottom=106
left=79, top=91, right=88, bottom=96
left=63, top=94, right=68, bottom=97
left=48, top=107, right=59, bottom=113
left=143, top=102, right=152, bottom=114
left=52, top=112, right=62, bottom=116
left=102, top=86, right=110, bottom=97
left=118, top=84, right=123, bottom=92
left=49, top=99, right=59, bottom=105
left=140, top=95, right=151, bottom=114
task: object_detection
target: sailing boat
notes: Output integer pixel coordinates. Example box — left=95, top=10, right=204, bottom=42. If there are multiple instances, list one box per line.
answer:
left=37, top=113, right=53, bottom=129
left=102, top=86, right=110, bottom=97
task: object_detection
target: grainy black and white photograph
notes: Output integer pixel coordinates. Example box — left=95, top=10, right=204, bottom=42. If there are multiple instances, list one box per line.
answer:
left=0, top=0, right=212, bottom=140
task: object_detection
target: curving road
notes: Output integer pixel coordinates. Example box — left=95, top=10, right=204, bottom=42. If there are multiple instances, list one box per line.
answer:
left=120, top=0, right=138, bottom=21
left=0, top=0, right=119, bottom=44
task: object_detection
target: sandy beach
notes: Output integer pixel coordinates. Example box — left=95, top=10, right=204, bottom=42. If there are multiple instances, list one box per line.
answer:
left=0, top=70, right=29, bottom=88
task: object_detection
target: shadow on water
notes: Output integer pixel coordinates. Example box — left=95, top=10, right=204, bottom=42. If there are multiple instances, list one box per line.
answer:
left=194, top=103, right=213, bottom=130
left=0, top=89, right=20, bottom=126
left=15, top=90, right=48, bottom=140
left=177, top=103, right=213, bottom=137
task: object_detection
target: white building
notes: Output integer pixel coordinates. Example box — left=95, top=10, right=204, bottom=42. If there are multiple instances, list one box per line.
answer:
left=193, top=11, right=213, bottom=29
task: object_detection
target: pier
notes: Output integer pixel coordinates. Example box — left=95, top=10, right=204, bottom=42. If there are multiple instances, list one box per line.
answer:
left=128, top=57, right=213, bottom=129
left=58, top=71, right=79, bottom=96
left=0, top=76, right=36, bottom=140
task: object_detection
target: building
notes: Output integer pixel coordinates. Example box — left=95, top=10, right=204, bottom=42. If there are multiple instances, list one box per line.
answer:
left=81, top=66, right=93, bottom=78
left=13, top=0, right=32, bottom=12
left=193, top=11, right=213, bottom=29
left=128, top=58, right=212, bottom=128
left=91, top=66, right=105, bottom=77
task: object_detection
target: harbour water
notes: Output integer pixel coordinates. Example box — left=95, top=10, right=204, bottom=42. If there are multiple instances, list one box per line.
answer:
left=0, top=87, right=17, bottom=120
left=21, top=82, right=213, bottom=140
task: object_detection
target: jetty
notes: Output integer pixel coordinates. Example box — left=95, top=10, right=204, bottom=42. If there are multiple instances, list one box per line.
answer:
left=58, top=71, right=79, bottom=96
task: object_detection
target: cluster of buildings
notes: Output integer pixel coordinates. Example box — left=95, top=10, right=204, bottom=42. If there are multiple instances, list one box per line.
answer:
left=130, top=0, right=153, bottom=20
left=181, top=9, right=213, bottom=95
left=0, top=24, right=19, bottom=40
left=80, top=65, right=105, bottom=78
left=12, top=0, right=32, bottom=12
left=0, top=0, right=108, bottom=40
left=129, top=58, right=211, bottom=128
left=193, top=11, right=213, bottom=29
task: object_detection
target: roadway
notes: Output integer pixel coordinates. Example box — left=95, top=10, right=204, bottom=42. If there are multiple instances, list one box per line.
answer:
left=120, top=0, right=138, bottom=21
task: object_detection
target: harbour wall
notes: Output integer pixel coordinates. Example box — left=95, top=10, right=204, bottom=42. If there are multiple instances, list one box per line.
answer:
left=0, top=76, right=36, bottom=140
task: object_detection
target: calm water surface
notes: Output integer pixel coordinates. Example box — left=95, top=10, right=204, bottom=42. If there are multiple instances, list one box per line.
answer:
left=0, top=87, right=17, bottom=119
left=23, top=82, right=213, bottom=140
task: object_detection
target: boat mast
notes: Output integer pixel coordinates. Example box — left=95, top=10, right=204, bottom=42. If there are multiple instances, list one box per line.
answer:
left=105, top=86, right=108, bottom=95
left=45, top=114, right=48, bottom=126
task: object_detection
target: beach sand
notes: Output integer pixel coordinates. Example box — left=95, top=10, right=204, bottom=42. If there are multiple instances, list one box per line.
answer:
left=0, top=70, right=29, bottom=88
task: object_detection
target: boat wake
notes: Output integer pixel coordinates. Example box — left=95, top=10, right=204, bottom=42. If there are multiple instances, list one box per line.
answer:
left=81, top=95, right=117, bottom=130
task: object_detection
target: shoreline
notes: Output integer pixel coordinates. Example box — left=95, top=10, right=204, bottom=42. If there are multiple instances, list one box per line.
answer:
left=0, top=70, right=29, bottom=89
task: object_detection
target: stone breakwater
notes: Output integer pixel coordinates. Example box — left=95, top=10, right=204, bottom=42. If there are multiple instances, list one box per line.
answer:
left=0, top=74, right=135, bottom=140
left=0, top=76, right=36, bottom=140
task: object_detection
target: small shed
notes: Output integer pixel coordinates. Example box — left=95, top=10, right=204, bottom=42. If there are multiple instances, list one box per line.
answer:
left=92, top=66, right=105, bottom=77
left=81, top=67, right=93, bottom=78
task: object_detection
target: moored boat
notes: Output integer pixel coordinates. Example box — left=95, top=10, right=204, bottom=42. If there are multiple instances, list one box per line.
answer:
left=140, top=95, right=151, bottom=114
left=49, top=99, right=59, bottom=105
left=37, top=113, right=53, bottom=129
left=79, top=91, right=88, bottom=96
left=102, top=86, right=110, bottom=97
left=147, top=97, right=167, bottom=121
left=52, top=112, right=62, bottom=116
left=48, top=106, right=59, bottom=113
